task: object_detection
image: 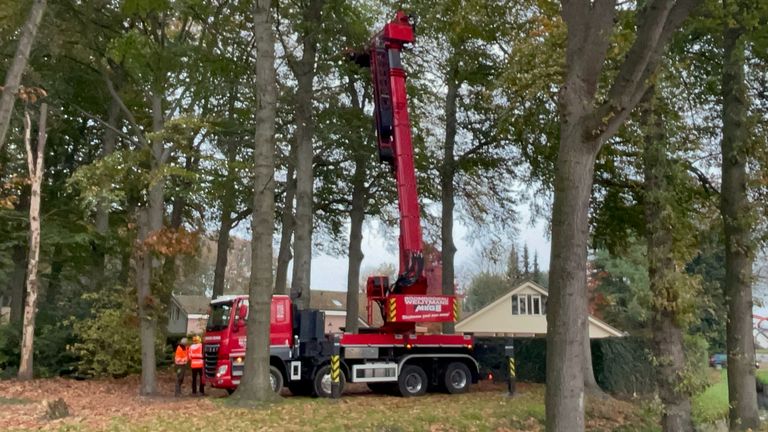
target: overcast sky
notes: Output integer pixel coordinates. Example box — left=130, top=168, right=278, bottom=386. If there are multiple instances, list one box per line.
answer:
left=306, top=204, right=551, bottom=292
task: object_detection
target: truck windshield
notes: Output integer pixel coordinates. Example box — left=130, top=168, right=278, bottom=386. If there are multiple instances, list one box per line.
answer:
left=206, top=302, right=232, bottom=332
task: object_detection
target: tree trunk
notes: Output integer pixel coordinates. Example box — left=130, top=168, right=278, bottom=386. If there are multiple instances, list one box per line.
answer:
left=721, top=23, right=759, bottom=431
left=275, top=155, right=295, bottom=295
left=643, top=91, right=693, bottom=432
left=583, top=324, right=602, bottom=394
left=18, top=103, right=46, bottom=380
left=345, top=156, right=366, bottom=333
left=236, top=0, right=278, bottom=403
left=95, top=99, right=120, bottom=234
left=441, top=68, right=458, bottom=334
left=0, top=0, right=46, bottom=153
left=548, top=2, right=699, bottom=429
left=289, top=0, right=324, bottom=310
left=134, top=208, right=156, bottom=395
left=545, top=126, right=596, bottom=432
left=135, top=92, right=165, bottom=396
left=91, top=98, right=121, bottom=291
left=213, top=207, right=233, bottom=299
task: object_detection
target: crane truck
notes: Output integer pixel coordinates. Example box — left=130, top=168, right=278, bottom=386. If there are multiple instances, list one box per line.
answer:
left=203, top=11, right=479, bottom=398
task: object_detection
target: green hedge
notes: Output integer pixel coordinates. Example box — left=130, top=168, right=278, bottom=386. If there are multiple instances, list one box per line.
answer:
left=591, top=336, right=656, bottom=395
left=474, top=336, right=656, bottom=396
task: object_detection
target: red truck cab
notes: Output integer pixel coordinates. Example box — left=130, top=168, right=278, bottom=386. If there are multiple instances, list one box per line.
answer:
left=203, top=295, right=293, bottom=392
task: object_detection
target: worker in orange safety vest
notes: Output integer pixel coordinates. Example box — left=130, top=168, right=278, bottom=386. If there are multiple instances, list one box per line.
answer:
left=174, top=337, right=189, bottom=396
left=188, top=335, right=205, bottom=396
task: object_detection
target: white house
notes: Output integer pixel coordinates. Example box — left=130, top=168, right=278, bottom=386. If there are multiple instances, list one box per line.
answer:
left=310, top=290, right=370, bottom=333
left=456, top=281, right=625, bottom=338
left=167, top=295, right=210, bottom=337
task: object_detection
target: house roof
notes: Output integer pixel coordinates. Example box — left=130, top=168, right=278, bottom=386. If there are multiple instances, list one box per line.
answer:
left=456, top=280, right=626, bottom=337
left=173, top=295, right=211, bottom=315
left=310, top=290, right=349, bottom=312
left=311, top=290, right=375, bottom=328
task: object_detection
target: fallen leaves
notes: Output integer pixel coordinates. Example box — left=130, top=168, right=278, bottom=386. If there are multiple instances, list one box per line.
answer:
left=0, top=374, right=656, bottom=431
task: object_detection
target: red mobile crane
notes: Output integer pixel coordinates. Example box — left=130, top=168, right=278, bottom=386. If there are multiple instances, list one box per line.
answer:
left=203, top=11, right=476, bottom=398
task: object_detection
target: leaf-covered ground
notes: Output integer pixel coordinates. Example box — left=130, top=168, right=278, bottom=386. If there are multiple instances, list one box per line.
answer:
left=0, top=373, right=659, bottom=432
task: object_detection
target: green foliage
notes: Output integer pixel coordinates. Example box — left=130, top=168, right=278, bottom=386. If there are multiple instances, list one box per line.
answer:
left=0, top=324, right=21, bottom=378
left=464, top=271, right=509, bottom=312
left=69, top=290, right=166, bottom=378
left=592, top=243, right=651, bottom=335
left=592, top=337, right=657, bottom=396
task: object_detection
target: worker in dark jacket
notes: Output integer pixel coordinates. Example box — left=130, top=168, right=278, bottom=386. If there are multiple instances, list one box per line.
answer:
left=174, top=337, right=189, bottom=396
left=188, top=335, right=205, bottom=395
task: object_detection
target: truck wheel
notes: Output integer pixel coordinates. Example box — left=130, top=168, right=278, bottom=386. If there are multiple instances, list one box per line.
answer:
left=443, top=362, right=471, bottom=394
left=312, top=365, right=346, bottom=398
left=398, top=365, right=428, bottom=397
left=269, top=365, right=284, bottom=393
left=226, top=389, right=235, bottom=395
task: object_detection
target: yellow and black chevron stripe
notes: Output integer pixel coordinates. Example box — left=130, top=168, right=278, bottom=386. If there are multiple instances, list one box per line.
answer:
left=388, top=297, right=397, bottom=322
left=453, top=299, right=460, bottom=321
left=330, top=355, right=341, bottom=383
left=508, top=357, right=516, bottom=378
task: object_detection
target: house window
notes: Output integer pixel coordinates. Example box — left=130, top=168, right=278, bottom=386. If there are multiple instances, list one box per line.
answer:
left=532, top=296, right=541, bottom=315
left=512, top=294, right=545, bottom=316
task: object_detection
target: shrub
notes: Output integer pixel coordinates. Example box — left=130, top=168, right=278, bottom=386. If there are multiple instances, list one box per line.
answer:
left=69, top=291, right=166, bottom=377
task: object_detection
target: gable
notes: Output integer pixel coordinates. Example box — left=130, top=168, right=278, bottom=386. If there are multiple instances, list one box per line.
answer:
left=174, top=295, right=211, bottom=315
left=456, top=280, right=625, bottom=338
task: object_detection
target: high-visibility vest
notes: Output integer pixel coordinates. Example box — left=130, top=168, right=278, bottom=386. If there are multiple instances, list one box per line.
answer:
left=188, top=343, right=203, bottom=369
left=175, top=345, right=189, bottom=365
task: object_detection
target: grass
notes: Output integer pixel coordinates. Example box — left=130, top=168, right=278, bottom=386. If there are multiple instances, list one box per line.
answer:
left=693, top=369, right=729, bottom=425
left=40, top=384, right=659, bottom=432
left=692, top=368, right=768, bottom=426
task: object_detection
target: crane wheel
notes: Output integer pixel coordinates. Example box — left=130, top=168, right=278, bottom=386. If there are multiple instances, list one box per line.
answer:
left=398, top=365, right=428, bottom=397
left=312, top=364, right=346, bottom=397
left=443, top=362, right=471, bottom=394
left=269, top=365, right=284, bottom=393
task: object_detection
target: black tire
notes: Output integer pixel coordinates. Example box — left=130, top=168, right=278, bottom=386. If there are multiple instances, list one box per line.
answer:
left=269, top=365, right=284, bottom=393
left=443, top=362, right=471, bottom=394
left=226, top=388, right=235, bottom=395
left=312, top=364, right=346, bottom=398
left=398, top=365, right=428, bottom=397
left=287, top=380, right=314, bottom=396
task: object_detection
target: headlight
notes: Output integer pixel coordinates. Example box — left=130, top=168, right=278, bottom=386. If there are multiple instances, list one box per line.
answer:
left=216, top=364, right=229, bottom=377
left=234, top=357, right=244, bottom=364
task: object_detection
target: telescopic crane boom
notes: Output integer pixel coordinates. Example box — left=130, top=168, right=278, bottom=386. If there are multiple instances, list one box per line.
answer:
left=353, top=11, right=457, bottom=333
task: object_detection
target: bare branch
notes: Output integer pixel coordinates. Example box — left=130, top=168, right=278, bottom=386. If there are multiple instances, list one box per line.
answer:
left=35, top=103, right=47, bottom=177
left=71, top=103, right=138, bottom=146
left=23, top=107, right=33, bottom=176
left=103, top=72, right=149, bottom=147
left=591, top=0, right=702, bottom=143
